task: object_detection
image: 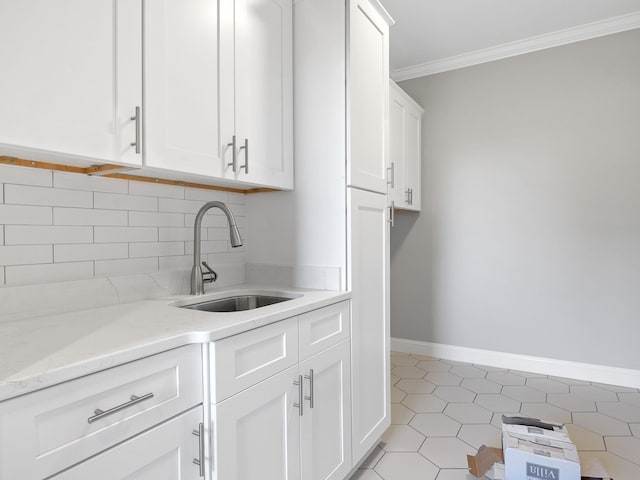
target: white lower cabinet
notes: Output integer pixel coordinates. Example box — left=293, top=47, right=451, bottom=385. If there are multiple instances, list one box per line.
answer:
left=212, top=365, right=301, bottom=480
left=348, top=188, right=390, bottom=462
left=0, top=345, right=204, bottom=480
left=210, top=301, right=351, bottom=480
left=51, top=407, right=204, bottom=480
left=300, top=340, right=352, bottom=480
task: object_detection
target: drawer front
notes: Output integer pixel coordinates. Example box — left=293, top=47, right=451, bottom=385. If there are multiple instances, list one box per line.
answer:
left=211, top=317, right=298, bottom=403
left=0, top=344, right=202, bottom=480
left=299, top=301, right=350, bottom=360
left=50, top=406, right=203, bottom=480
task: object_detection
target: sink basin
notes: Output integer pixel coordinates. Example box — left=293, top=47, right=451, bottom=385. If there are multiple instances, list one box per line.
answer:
left=174, top=290, right=301, bottom=313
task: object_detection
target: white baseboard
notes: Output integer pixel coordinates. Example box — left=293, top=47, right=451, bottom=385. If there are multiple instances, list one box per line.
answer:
left=391, top=337, right=640, bottom=389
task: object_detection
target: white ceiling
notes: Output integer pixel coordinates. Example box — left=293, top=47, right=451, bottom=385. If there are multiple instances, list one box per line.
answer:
left=381, top=0, right=640, bottom=78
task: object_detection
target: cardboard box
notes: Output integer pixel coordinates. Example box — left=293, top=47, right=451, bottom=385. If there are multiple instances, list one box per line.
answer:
left=502, top=416, right=580, bottom=480
left=502, top=432, right=581, bottom=480
left=467, top=447, right=611, bottom=480
left=467, top=416, right=614, bottom=480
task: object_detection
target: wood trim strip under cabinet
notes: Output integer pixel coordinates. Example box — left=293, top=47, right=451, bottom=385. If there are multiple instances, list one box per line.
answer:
left=0, top=156, right=278, bottom=194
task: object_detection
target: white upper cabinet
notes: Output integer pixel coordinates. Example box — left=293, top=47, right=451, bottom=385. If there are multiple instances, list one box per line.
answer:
left=389, top=80, right=423, bottom=211
left=0, top=0, right=293, bottom=189
left=0, top=0, right=142, bottom=165
left=347, top=0, right=390, bottom=194
left=143, top=0, right=221, bottom=177
left=220, top=0, right=294, bottom=189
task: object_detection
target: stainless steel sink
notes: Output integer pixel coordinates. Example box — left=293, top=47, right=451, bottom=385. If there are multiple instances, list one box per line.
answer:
left=174, top=290, right=301, bottom=313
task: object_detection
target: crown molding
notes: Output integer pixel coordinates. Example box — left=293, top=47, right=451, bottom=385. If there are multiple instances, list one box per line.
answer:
left=391, top=11, right=640, bottom=81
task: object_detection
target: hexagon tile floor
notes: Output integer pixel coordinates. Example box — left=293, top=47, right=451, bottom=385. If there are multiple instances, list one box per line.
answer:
left=350, top=352, right=640, bottom=480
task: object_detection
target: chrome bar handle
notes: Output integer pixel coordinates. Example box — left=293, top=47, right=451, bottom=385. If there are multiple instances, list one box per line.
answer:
left=387, top=162, right=395, bottom=188
left=192, top=423, right=205, bottom=477
left=405, top=188, right=411, bottom=204
left=239, top=138, right=248, bottom=174
left=130, top=106, right=141, bottom=154
left=409, top=188, right=413, bottom=205
left=388, top=201, right=395, bottom=227
left=87, top=392, right=154, bottom=424
left=293, top=375, right=304, bottom=416
left=226, top=135, right=237, bottom=172
left=304, top=369, right=314, bottom=408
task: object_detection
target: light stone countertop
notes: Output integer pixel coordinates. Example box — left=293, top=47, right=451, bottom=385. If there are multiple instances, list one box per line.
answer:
left=0, top=285, right=350, bottom=402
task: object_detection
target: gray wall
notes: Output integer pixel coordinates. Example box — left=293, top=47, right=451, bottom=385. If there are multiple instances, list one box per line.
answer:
left=392, top=29, right=640, bottom=369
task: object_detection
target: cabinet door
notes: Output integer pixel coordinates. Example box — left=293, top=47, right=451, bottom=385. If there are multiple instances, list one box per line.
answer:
left=404, top=105, right=422, bottom=211
left=300, top=340, right=352, bottom=480
left=347, top=0, right=390, bottom=194
left=51, top=407, right=203, bottom=480
left=389, top=83, right=407, bottom=207
left=212, top=365, right=301, bottom=480
left=221, top=0, right=294, bottom=189
left=0, top=0, right=141, bottom=165
left=347, top=187, right=390, bottom=462
left=389, top=80, right=423, bottom=211
left=144, top=0, right=221, bottom=176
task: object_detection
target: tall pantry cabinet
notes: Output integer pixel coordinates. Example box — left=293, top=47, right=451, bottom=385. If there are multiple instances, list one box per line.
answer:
left=293, top=0, right=394, bottom=467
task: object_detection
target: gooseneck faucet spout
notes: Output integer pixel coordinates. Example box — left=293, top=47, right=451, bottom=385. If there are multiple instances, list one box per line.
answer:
left=191, top=201, right=243, bottom=295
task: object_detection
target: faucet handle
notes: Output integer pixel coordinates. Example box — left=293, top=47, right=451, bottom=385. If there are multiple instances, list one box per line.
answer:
left=201, top=261, right=218, bottom=283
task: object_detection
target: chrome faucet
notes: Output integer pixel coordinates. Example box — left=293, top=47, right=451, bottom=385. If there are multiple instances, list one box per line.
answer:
left=190, top=201, right=243, bottom=295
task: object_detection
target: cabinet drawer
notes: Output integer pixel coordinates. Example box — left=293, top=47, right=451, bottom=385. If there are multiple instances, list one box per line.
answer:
left=299, top=301, right=350, bottom=360
left=211, top=317, right=298, bottom=403
left=50, top=406, right=203, bottom=480
left=0, top=344, right=202, bottom=480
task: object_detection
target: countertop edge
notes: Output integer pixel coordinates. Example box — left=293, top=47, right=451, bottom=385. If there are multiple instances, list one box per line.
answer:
left=0, top=288, right=351, bottom=402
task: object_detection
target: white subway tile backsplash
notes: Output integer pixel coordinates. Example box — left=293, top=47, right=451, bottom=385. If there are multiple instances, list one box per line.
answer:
left=54, top=207, right=128, bottom=226
left=129, top=241, right=184, bottom=258
left=184, top=212, right=228, bottom=228
left=6, top=262, right=94, bottom=286
left=94, top=192, right=158, bottom=212
left=207, top=251, right=247, bottom=265
left=54, top=243, right=128, bottom=262
left=0, top=245, right=52, bottom=266
left=184, top=188, right=227, bottom=202
left=94, top=226, right=157, bottom=243
left=53, top=171, right=128, bottom=194
left=4, top=184, right=93, bottom=208
left=159, top=255, right=192, bottom=271
left=207, top=228, right=230, bottom=241
left=0, top=164, right=52, bottom=187
left=0, top=166, right=247, bottom=289
left=5, top=226, right=93, bottom=245
left=158, top=197, right=211, bottom=214
left=185, top=240, right=227, bottom=255
left=129, top=211, right=184, bottom=227
left=235, top=215, right=247, bottom=228
left=0, top=204, right=52, bottom=225
left=95, top=257, right=158, bottom=277
left=227, top=192, right=245, bottom=205
left=159, top=227, right=204, bottom=242
left=129, top=181, right=184, bottom=199
left=226, top=203, right=245, bottom=217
